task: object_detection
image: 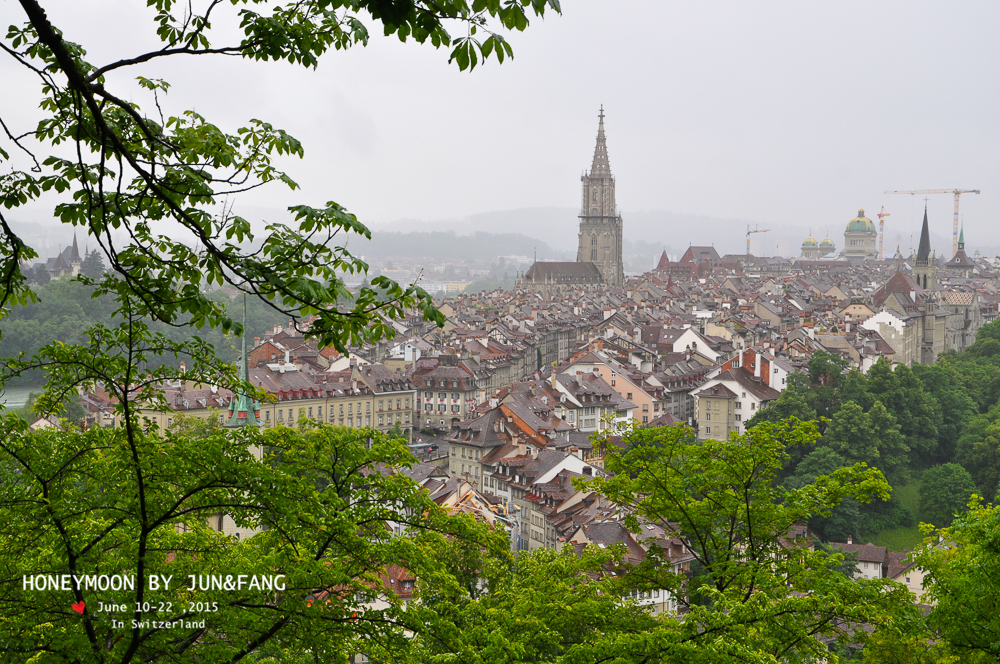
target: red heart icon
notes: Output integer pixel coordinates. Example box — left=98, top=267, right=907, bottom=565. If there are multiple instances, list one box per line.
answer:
left=71, top=601, right=85, bottom=614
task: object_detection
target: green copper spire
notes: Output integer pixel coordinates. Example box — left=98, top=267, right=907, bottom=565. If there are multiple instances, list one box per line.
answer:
left=225, top=294, right=261, bottom=428
left=959, top=222, right=965, bottom=249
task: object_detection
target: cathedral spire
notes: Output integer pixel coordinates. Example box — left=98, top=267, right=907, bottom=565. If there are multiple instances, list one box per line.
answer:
left=589, top=106, right=611, bottom=177
left=916, top=204, right=931, bottom=262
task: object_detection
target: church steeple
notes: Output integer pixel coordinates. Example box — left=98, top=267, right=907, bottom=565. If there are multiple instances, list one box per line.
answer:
left=916, top=205, right=931, bottom=262
left=958, top=222, right=965, bottom=251
left=589, top=106, right=611, bottom=177
left=225, top=294, right=262, bottom=428
left=913, top=204, right=937, bottom=292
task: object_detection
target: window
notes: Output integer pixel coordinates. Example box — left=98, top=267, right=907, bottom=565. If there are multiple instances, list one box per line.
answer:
left=735, top=402, right=742, bottom=409
left=627, top=392, right=633, bottom=399
left=378, top=415, right=383, bottom=425
left=452, top=392, right=460, bottom=400
left=750, top=403, right=756, bottom=410
left=396, top=399, right=401, bottom=409
left=278, top=410, right=284, bottom=421
left=736, top=414, right=741, bottom=421
left=348, top=404, right=353, bottom=414
left=705, top=426, right=711, bottom=434
left=438, top=392, right=447, bottom=399
left=366, top=403, right=370, bottom=412
left=405, top=398, right=410, bottom=408
left=289, top=409, right=293, bottom=421
left=705, top=413, right=711, bottom=421
left=265, top=411, right=270, bottom=422
left=706, top=400, right=711, bottom=408
left=308, top=407, right=313, bottom=418
left=642, top=416, right=648, bottom=423
left=379, top=400, right=384, bottom=410
left=424, top=391, right=432, bottom=398
left=365, top=415, right=370, bottom=426
left=741, top=392, right=746, bottom=398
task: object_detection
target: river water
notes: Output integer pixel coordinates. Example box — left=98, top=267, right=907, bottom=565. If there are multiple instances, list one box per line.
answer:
left=0, top=386, right=42, bottom=410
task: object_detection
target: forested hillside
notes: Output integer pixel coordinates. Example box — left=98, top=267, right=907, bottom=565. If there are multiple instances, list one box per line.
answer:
left=0, top=277, right=287, bottom=387
left=749, top=319, right=1000, bottom=544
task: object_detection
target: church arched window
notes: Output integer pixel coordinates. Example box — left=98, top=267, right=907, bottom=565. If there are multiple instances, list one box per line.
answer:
left=591, top=234, right=598, bottom=246
left=592, top=189, right=598, bottom=202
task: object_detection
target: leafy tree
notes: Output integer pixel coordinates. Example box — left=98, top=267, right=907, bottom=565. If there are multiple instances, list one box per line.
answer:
left=0, top=0, right=557, bottom=349
left=912, top=363, right=977, bottom=463
left=0, top=305, right=482, bottom=663
left=825, top=400, right=909, bottom=486
left=808, top=349, right=849, bottom=388
left=561, top=419, right=914, bottom=662
left=913, top=500, right=1000, bottom=662
left=782, top=447, right=862, bottom=542
left=836, top=366, right=874, bottom=414
left=407, top=540, right=658, bottom=664
left=919, top=463, right=979, bottom=527
left=746, top=383, right=817, bottom=429
left=975, top=318, right=1000, bottom=343
left=955, top=403, right=1000, bottom=502
left=31, top=263, right=49, bottom=286
left=79, top=249, right=106, bottom=280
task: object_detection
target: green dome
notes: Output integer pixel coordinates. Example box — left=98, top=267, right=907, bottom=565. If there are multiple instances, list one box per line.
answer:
left=846, top=208, right=875, bottom=233
left=802, top=236, right=818, bottom=247
left=820, top=237, right=835, bottom=248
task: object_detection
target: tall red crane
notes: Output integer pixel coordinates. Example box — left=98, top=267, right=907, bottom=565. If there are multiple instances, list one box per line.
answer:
left=884, top=189, right=980, bottom=257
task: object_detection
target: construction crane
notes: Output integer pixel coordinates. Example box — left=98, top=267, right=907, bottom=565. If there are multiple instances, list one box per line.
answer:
left=884, top=189, right=980, bottom=257
left=746, top=225, right=770, bottom=258
left=876, top=206, right=890, bottom=260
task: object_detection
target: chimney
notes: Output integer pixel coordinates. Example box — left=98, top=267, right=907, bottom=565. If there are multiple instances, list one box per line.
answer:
left=514, top=434, right=525, bottom=457
left=254, top=336, right=261, bottom=348
left=847, top=536, right=853, bottom=545
left=285, top=350, right=291, bottom=364
left=179, top=361, right=186, bottom=373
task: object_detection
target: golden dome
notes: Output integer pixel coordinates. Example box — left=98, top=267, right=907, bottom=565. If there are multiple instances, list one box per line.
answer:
left=846, top=208, right=875, bottom=233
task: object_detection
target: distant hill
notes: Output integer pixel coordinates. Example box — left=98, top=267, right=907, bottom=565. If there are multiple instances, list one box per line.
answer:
left=370, top=207, right=983, bottom=260
left=350, top=231, right=567, bottom=262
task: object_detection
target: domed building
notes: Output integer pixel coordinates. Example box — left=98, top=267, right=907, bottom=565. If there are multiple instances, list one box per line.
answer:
left=800, top=235, right=821, bottom=260
left=819, top=235, right=836, bottom=256
left=840, top=208, right=877, bottom=259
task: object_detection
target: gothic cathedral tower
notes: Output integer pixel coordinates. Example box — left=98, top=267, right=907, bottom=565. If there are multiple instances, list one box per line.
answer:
left=576, top=107, right=624, bottom=287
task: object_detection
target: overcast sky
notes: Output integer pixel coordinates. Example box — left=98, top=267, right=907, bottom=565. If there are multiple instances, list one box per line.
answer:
left=3, top=1, right=999, bottom=254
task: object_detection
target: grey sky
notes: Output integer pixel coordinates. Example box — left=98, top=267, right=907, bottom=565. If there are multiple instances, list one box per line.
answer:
left=3, top=1, right=999, bottom=256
